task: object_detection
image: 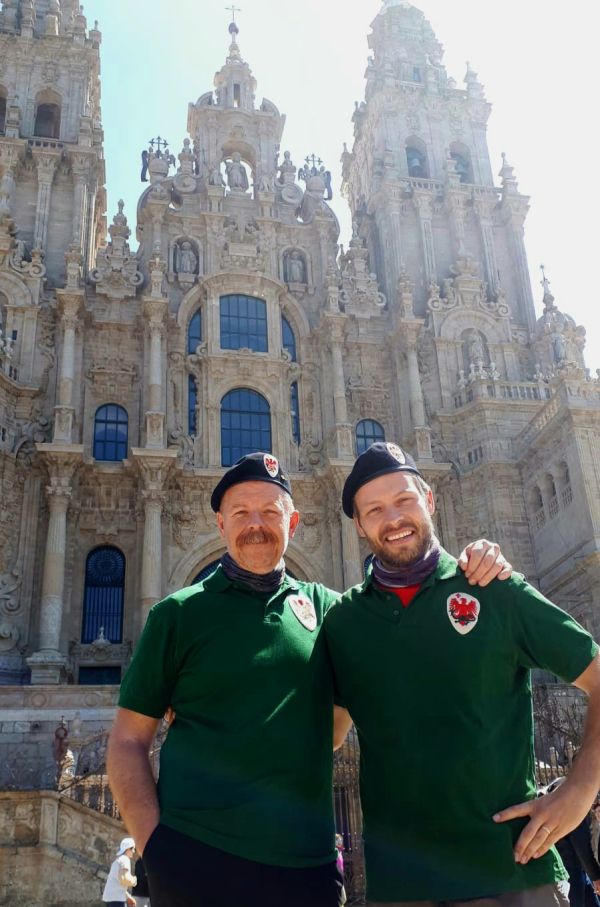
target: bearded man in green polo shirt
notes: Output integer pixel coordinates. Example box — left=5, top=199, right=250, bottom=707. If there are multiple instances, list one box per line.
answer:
left=325, top=441, right=600, bottom=907
left=107, top=452, right=511, bottom=907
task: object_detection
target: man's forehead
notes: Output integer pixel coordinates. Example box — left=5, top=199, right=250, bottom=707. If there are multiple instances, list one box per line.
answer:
left=221, top=481, right=292, bottom=507
left=356, top=471, right=419, bottom=504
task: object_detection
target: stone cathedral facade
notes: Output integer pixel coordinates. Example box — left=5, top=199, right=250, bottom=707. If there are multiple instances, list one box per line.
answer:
left=0, top=0, right=599, bottom=790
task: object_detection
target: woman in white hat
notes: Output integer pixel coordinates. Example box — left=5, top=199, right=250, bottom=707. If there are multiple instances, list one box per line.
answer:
left=102, top=837, right=137, bottom=907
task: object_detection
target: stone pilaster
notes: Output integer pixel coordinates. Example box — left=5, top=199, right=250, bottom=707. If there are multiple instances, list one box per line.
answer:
left=413, top=194, right=436, bottom=282
left=142, top=293, right=169, bottom=449
left=132, top=449, right=177, bottom=625
left=330, top=464, right=363, bottom=589
left=322, top=315, right=353, bottom=458
left=53, top=291, right=84, bottom=444
left=33, top=153, right=59, bottom=253
left=27, top=446, right=83, bottom=684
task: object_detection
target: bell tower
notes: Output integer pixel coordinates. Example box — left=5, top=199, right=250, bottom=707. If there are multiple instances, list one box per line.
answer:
left=342, top=0, right=535, bottom=334
left=0, top=0, right=106, bottom=286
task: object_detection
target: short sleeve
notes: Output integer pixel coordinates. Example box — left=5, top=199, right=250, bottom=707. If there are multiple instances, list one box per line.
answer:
left=510, top=576, right=599, bottom=683
left=118, top=597, right=179, bottom=718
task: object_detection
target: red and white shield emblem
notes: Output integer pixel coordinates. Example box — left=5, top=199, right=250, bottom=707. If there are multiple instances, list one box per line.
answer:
left=447, top=593, right=480, bottom=635
left=263, top=454, right=279, bottom=478
left=288, top=595, right=317, bottom=632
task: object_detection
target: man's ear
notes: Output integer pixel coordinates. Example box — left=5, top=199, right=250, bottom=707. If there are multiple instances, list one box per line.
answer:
left=288, top=509, right=300, bottom=538
left=426, top=488, right=436, bottom=516
left=216, top=511, right=226, bottom=539
left=353, top=515, right=367, bottom=539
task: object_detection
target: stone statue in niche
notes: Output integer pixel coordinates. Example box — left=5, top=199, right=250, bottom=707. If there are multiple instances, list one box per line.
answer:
left=551, top=331, right=566, bottom=364
left=208, top=164, right=225, bottom=187
left=226, top=152, right=249, bottom=192
left=285, top=251, right=307, bottom=284
left=466, top=329, right=486, bottom=366
left=175, top=241, right=198, bottom=275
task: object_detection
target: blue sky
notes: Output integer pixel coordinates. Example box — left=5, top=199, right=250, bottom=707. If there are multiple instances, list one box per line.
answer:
left=93, top=0, right=599, bottom=371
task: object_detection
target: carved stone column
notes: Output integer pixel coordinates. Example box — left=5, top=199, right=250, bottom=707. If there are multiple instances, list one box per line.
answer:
left=33, top=153, right=59, bottom=253
left=331, top=465, right=363, bottom=588
left=446, top=191, right=467, bottom=261
left=132, top=450, right=177, bottom=625
left=474, top=199, right=499, bottom=294
left=413, top=194, right=436, bottom=282
left=53, top=290, right=84, bottom=443
left=323, top=316, right=353, bottom=458
left=71, top=154, right=91, bottom=249
left=27, top=446, right=83, bottom=684
left=143, top=295, right=168, bottom=449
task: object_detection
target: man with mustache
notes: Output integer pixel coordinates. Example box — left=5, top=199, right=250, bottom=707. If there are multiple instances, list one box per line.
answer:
left=325, top=442, right=600, bottom=907
left=107, top=452, right=510, bottom=907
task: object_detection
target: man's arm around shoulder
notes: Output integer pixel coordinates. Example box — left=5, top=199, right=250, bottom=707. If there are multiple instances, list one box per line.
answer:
left=107, top=707, right=161, bottom=855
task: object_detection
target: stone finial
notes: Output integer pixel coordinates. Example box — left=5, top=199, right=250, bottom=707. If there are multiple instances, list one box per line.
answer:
left=64, top=243, right=83, bottom=290
left=89, top=201, right=143, bottom=299
left=499, top=152, right=519, bottom=196
left=464, top=61, right=485, bottom=98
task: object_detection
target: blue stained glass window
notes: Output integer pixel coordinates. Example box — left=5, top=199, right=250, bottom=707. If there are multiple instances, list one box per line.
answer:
left=188, top=310, right=202, bottom=354
left=282, top=315, right=297, bottom=361
left=93, top=404, right=128, bottom=461
left=221, top=388, right=271, bottom=466
left=220, top=294, right=268, bottom=352
left=356, top=419, right=385, bottom=455
left=291, top=381, right=301, bottom=445
left=81, top=546, right=126, bottom=644
left=189, top=375, right=198, bottom=435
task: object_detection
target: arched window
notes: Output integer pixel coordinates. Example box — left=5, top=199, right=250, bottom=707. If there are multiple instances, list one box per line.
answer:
left=188, top=310, right=202, bottom=354
left=220, top=294, right=268, bottom=352
left=33, top=90, right=61, bottom=139
left=356, top=419, right=385, bottom=455
left=0, top=89, right=6, bottom=135
left=188, top=375, right=198, bottom=436
left=406, top=143, right=429, bottom=179
left=81, top=546, right=126, bottom=644
left=450, top=144, right=473, bottom=184
left=221, top=388, right=271, bottom=466
left=282, top=315, right=297, bottom=361
left=193, top=557, right=222, bottom=584
left=291, top=382, right=301, bottom=445
left=93, top=404, right=128, bottom=461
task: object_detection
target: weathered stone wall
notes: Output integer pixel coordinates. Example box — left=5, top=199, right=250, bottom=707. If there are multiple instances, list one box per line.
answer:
left=0, top=791, right=122, bottom=907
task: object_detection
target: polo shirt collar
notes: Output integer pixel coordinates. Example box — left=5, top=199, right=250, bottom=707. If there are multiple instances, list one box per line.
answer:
left=362, top=548, right=459, bottom=593
left=202, top=564, right=301, bottom=595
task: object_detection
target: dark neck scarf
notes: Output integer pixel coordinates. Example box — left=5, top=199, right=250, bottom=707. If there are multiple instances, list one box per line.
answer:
left=221, top=552, right=286, bottom=595
left=372, top=537, right=442, bottom=588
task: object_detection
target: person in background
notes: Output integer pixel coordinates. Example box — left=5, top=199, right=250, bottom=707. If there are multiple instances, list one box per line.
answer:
left=103, top=837, right=137, bottom=907
left=336, top=834, right=347, bottom=906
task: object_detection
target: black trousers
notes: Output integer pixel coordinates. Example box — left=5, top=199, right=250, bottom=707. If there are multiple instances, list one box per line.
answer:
left=143, top=823, right=344, bottom=907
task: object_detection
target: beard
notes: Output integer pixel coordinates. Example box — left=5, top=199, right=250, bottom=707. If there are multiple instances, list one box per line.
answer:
left=367, top=516, right=435, bottom=570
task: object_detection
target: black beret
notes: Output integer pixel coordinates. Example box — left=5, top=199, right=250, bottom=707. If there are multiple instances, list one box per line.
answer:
left=342, top=442, right=423, bottom=518
left=211, top=452, right=292, bottom=512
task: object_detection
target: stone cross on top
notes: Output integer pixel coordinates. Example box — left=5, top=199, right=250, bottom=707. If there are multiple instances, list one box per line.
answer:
left=226, top=5, right=242, bottom=21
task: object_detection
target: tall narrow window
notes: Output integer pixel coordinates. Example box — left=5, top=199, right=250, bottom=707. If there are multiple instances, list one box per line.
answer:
left=81, top=546, right=126, bottom=644
left=93, top=405, right=128, bottom=461
left=282, top=315, right=297, bottom=361
left=221, top=388, right=271, bottom=466
left=233, top=84, right=241, bottom=107
left=291, top=382, right=301, bottom=445
left=0, top=94, right=6, bottom=135
left=188, top=374, right=198, bottom=436
left=356, top=419, right=385, bottom=455
left=220, top=294, right=268, bottom=352
left=188, top=310, right=202, bottom=354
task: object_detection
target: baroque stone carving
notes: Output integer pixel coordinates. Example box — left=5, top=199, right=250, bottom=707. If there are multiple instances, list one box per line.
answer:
left=89, top=201, right=144, bottom=299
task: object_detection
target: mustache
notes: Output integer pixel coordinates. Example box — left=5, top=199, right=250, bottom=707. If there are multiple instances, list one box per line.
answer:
left=237, top=528, right=276, bottom=546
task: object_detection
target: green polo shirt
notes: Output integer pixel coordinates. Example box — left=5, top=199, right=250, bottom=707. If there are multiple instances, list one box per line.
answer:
left=119, top=567, right=340, bottom=868
left=324, top=551, right=599, bottom=902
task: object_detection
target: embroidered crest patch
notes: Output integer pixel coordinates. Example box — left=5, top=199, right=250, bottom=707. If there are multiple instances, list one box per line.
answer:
left=386, top=443, right=406, bottom=464
left=447, top=592, right=480, bottom=635
left=288, top=595, right=317, bottom=632
left=263, top=454, right=279, bottom=478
